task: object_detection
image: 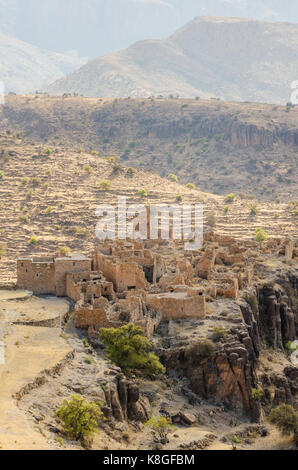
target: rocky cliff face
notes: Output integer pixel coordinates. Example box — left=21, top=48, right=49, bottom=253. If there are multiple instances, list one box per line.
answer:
left=158, top=271, right=298, bottom=422
left=102, top=375, right=151, bottom=423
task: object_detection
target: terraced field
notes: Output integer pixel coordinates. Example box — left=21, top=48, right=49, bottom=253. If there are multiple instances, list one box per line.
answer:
left=0, top=134, right=297, bottom=283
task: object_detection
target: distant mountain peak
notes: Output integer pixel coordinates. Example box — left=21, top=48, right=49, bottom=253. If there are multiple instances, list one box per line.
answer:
left=46, top=16, right=298, bottom=104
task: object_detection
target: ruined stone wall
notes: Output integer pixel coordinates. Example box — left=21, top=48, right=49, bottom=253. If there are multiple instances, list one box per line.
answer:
left=55, top=259, right=91, bottom=297
left=65, top=274, right=84, bottom=302
left=146, top=292, right=206, bottom=320
left=75, top=297, right=111, bottom=329
left=17, top=258, right=56, bottom=294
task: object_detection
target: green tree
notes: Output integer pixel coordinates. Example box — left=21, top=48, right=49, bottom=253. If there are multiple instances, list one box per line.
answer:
left=56, top=395, right=103, bottom=442
left=99, top=324, right=165, bottom=377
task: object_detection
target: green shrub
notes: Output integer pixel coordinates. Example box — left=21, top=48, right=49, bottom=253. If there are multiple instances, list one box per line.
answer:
left=255, top=228, right=268, bottom=243
left=21, top=177, right=29, bottom=185
left=105, top=156, right=120, bottom=163
left=225, top=193, right=236, bottom=203
left=99, top=324, right=165, bottom=377
left=176, top=194, right=183, bottom=202
left=19, top=214, right=29, bottom=224
left=186, top=183, right=195, bottom=189
left=83, top=165, right=93, bottom=174
left=127, top=167, right=136, bottom=176
left=285, top=341, right=298, bottom=353
left=58, top=246, right=71, bottom=257
left=233, top=435, right=241, bottom=444
left=186, top=339, right=216, bottom=363
left=168, top=174, right=179, bottom=183
left=56, top=395, right=103, bottom=442
left=224, top=206, right=229, bottom=214
left=45, top=149, right=53, bottom=155
left=99, top=180, right=112, bottom=190
left=138, top=189, right=148, bottom=197
left=89, top=150, right=98, bottom=156
left=211, top=326, right=227, bottom=343
left=29, top=236, right=39, bottom=245
left=45, top=206, right=53, bottom=214
left=145, top=416, right=174, bottom=441
left=248, top=202, right=259, bottom=216
left=269, top=404, right=298, bottom=443
left=0, top=243, right=6, bottom=258
left=251, top=388, right=264, bottom=401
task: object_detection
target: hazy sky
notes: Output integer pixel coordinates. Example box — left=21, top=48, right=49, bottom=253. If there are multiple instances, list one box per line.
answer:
left=0, top=0, right=297, bottom=57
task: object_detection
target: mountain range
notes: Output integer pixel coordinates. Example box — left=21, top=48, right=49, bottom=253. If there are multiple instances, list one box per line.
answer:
left=0, top=32, right=87, bottom=94
left=0, top=0, right=297, bottom=58
left=47, top=16, right=298, bottom=104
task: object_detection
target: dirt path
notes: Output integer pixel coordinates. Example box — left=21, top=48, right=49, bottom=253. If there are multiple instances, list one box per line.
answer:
left=0, top=324, right=72, bottom=450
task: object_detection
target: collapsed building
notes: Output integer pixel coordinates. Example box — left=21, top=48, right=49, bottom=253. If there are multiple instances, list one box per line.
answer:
left=16, top=234, right=296, bottom=339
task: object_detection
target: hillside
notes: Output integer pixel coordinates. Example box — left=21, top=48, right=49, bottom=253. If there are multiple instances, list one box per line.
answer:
left=0, top=94, right=297, bottom=201
left=0, top=33, right=87, bottom=94
left=47, top=16, right=298, bottom=104
left=0, top=131, right=297, bottom=284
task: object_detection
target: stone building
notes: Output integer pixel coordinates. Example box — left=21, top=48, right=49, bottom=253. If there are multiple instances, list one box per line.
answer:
left=17, top=254, right=92, bottom=296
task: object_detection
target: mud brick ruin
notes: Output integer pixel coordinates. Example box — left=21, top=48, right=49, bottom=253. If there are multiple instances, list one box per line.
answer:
left=17, top=234, right=296, bottom=341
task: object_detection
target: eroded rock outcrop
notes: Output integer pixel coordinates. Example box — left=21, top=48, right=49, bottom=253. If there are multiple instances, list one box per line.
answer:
left=102, top=376, right=151, bottom=423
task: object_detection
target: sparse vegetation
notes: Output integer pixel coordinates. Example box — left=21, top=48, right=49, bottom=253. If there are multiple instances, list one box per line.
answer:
left=255, top=228, right=268, bottom=243
left=168, top=174, right=179, bottom=183
left=0, top=243, right=6, bottom=258
left=145, top=416, right=174, bottom=443
left=99, top=324, right=165, bottom=377
left=83, top=165, right=93, bottom=174
left=225, top=193, right=236, bottom=203
left=58, top=246, right=71, bottom=257
left=269, top=404, right=298, bottom=446
left=138, top=189, right=148, bottom=197
left=29, top=236, right=39, bottom=245
left=248, top=202, right=260, bottom=216
left=99, top=180, right=112, bottom=190
left=251, top=388, right=264, bottom=401
left=186, top=339, right=216, bottom=363
left=211, top=326, right=227, bottom=343
left=56, top=395, right=103, bottom=443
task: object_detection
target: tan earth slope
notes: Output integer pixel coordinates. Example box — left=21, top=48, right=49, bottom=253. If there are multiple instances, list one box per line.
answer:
left=0, top=95, right=298, bottom=201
